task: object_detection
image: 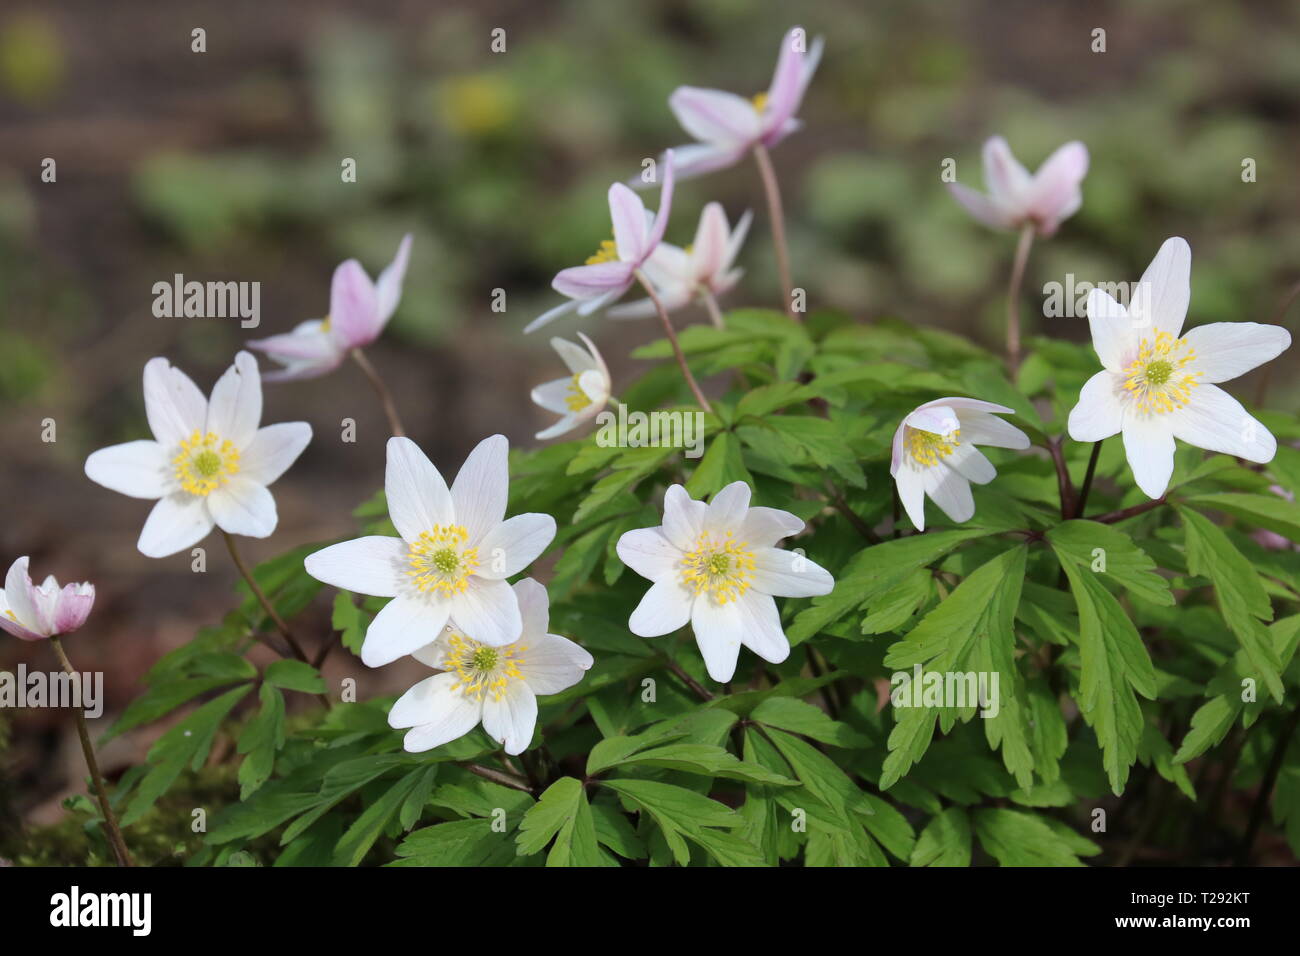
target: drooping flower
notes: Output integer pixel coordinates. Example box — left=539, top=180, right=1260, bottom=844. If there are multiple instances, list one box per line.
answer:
left=84, top=352, right=313, bottom=558
left=616, top=482, right=833, bottom=683
left=608, top=202, right=752, bottom=319
left=389, top=578, right=593, bottom=754
left=531, top=333, right=612, bottom=440
left=661, top=27, right=823, bottom=180
left=248, top=234, right=412, bottom=381
left=0, top=557, right=94, bottom=642
left=524, top=153, right=676, bottom=333
left=1067, top=237, right=1291, bottom=499
left=304, top=435, right=556, bottom=666
left=891, top=398, right=1031, bottom=531
left=947, top=137, right=1089, bottom=237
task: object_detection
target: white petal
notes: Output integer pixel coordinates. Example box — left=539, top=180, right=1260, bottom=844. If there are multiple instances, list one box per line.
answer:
left=143, top=357, right=207, bottom=446
left=1085, top=288, right=1136, bottom=371
left=668, top=86, right=761, bottom=146
left=1184, top=322, right=1291, bottom=384
left=84, top=440, right=169, bottom=499
left=385, top=437, right=453, bottom=543
left=207, top=478, right=277, bottom=538
left=449, top=576, right=522, bottom=647
left=535, top=414, right=583, bottom=441
left=1068, top=371, right=1125, bottom=443
left=391, top=674, right=483, bottom=754
left=1121, top=415, right=1176, bottom=499
left=451, top=434, right=509, bottom=544
left=531, top=378, right=575, bottom=415
left=924, top=465, right=975, bottom=524
left=240, top=422, right=312, bottom=486
left=661, top=484, right=705, bottom=550
left=304, top=536, right=407, bottom=597
left=475, top=513, right=556, bottom=580
left=629, top=578, right=694, bottom=637
left=551, top=337, right=598, bottom=375
left=952, top=408, right=1031, bottom=449
left=737, top=506, right=803, bottom=548
left=947, top=182, right=1009, bottom=230
left=137, top=494, right=215, bottom=558
left=512, top=577, right=550, bottom=641
left=361, top=593, right=451, bottom=668
left=520, top=633, right=594, bottom=695
left=206, top=351, right=262, bottom=448
left=749, top=547, right=834, bottom=598
left=895, top=467, right=927, bottom=531
left=1130, top=237, right=1191, bottom=338
left=982, top=137, right=1032, bottom=203
left=481, top=681, right=539, bottom=755
left=943, top=443, right=997, bottom=485
left=1169, top=384, right=1277, bottom=463
left=735, top=591, right=789, bottom=665
left=690, top=600, right=743, bottom=682
left=703, top=481, right=751, bottom=535
left=906, top=404, right=960, bottom=437
left=3, top=558, right=40, bottom=634
left=389, top=672, right=457, bottom=729
left=616, top=527, right=682, bottom=580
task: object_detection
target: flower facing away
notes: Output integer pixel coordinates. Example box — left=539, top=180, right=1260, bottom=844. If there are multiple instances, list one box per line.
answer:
left=1068, top=237, right=1291, bottom=499
left=524, top=156, right=676, bottom=333
left=0, top=557, right=94, bottom=642
left=531, top=332, right=612, bottom=440
left=304, top=435, right=556, bottom=666
left=890, top=398, right=1031, bottom=532
left=947, top=137, right=1089, bottom=237
left=616, top=482, right=833, bottom=683
left=248, top=234, right=412, bottom=381
left=389, top=578, right=593, bottom=754
left=663, top=26, right=823, bottom=180
left=84, top=352, right=313, bottom=558
left=608, top=202, right=753, bottom=319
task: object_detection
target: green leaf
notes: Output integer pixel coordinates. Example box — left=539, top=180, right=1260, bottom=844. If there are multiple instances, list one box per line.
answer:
left=601, top=778, right=755, bottom=866
left=1045, top=521, right=1174, bottom=606
left=750, top=697, right=872, bottom=748
left=1186, top=491, right=1300, bottom=541
left=264, top=659, right=327, bottom=695
left=516, top=777, right=608, bottom=866
left=685, top=431, right=753, bottom=497
left=331, top=592, right=367, bottom=656
left=607, top=742, right=798, bottom=786
left=236, top=684, right=285, bottom=799
left=333, top=766, right=428, bottom=866
left=973, top=808, right=1094, bottom=866
left=910, top=807, right=972, bottom=867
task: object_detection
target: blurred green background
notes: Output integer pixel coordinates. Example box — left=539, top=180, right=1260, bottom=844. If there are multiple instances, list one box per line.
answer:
left=1, top=0, right=1298, bottom=843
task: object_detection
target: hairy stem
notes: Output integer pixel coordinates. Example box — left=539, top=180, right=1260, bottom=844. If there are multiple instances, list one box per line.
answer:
left=636, top=272, right=712, bottom=413
left=351, top=347, right=407, bottom=438
left=752, top=144, right=796, bottom=320
left=1006, top=223, right=1035, bottom=380
left=49, top=637, right=133, bottom=867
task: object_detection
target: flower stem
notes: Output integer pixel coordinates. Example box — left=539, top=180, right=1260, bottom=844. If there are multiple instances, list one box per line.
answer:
left=700, top=288, right=726, bottom=329
left=663, top=655, right=714, bottom=701
left=350, top=347, right=407, bottom=438
left=466, top=762, right=534, bottom=793
left=1089, top=494, right=1167, bottom=524
left=1074, top=439, right=1104, bottom=518
left=1047, top=437, right=1076, bottom=519
left=752, top=144, right=796, bottom=320
left=48, top=636, right=133, bottom=867
left=1006, top=223, right=1036, bottom=381
left=636, top=271, right=712, bottom=413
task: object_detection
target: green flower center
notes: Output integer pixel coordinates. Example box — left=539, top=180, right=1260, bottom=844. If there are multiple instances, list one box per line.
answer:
left=193, top=450, right=223, bottom=478
left=708, top=553, right=731, bottom=575
left=471, top=646, right=499, bottom=670
left=1144, top=359, right=1173, bottom=386
left=432, top=548, right=460, bottom=574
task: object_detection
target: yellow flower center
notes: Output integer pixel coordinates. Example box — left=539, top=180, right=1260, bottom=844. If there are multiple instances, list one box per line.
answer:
left=680, top=532, right=756, bottom=605
left=320, top=315, right=332, bottom=333
left=585, top=238, right=619, bottom=265
left=173, top=430, right=241, bottom=496
left=1122, top=331, right=1199, bottom=415
left=566, top=373, right=593, bottom=412
left=751, top=91, right=768, bottom=113
left=407, top=525, right=480, bottom=596
left=906, top=427, right=960, bottom=468
left=442, top=631, right=526, bottom=701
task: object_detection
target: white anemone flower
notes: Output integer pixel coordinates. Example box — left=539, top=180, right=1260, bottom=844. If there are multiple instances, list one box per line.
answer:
left=890, top=398, right=1031, bottom=531
left=1067, top=237, right=1292, bottom=499
left=530, top=333, right=612, bottom=440
left=84, top=351, right=312, bottom=558
left=0, top=556, right=94, bottom=642
left=304, top=435, right=556, bottom=666
left=616, top=481, right=833, bottom=683
left=389, top=578, right=593, bottom=754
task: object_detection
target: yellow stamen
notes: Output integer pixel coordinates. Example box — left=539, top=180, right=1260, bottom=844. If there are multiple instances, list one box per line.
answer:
left=441, top=631, right=526, bottom=702
left=906, top=427, right=960, bottom=468
left=320, top=315, right=332, bottom=333
left=1122, top=330, right=1200, bottom=415
left=565, top=373, right=593, bottom=412
left=407, top=525, right=480, bottom=596
left=585, top=239, right=619, bottom=265
left=751, top=91, right=768, bottom=113
left=173, top=430, right=241, bottom=497
left=680, top=531, right=756, bottom=605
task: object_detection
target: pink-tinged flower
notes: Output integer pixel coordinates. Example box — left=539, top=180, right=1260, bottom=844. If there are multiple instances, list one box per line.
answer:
left=390, top=579, right=593, bottom=755
left=531, top=333, right=612, bottom=440
left=661, top=26, right=823, bottom=181
left=304, top=435, right=557, bottom=666
left=84, top=352, right=313, bottom=558
left=524, top=157, right=676, bottom=333
left=1253, top=486, right=1298, bottom=551
left=1068, top=237, right=1291, bottom=499
left=0, top=557, right=94, bottom=641
left=948, top=137, right=1089, bottom=237
left=890, top=398, right=1031, bottom=531
left=248, top=234, right=412, bottom=381
left=616, top=482, right=833, bottom=683
left=608, top=203, right=752, bottom=319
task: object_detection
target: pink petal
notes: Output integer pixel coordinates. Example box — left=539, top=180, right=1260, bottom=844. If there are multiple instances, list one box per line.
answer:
left=328, top=259, right=380, bottom=348
left=54, top=583, right=95, bottom=635
left=761, top=28, right=807, bottom=140
left=608, top=184, right=649, bottom=263
left=668, top=86, right=761, bottom=146
left=552, top=262, right=635, bottom=299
